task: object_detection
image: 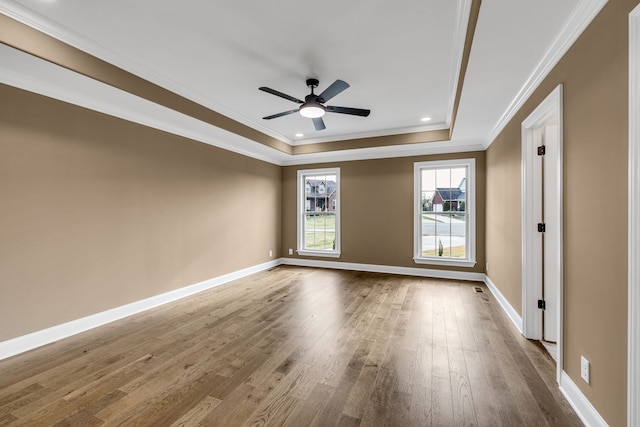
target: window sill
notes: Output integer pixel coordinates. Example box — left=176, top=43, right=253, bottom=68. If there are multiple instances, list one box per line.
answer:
left=297, top=250, right=341, bottom=258
left=413, top=257, right=476, bottom=268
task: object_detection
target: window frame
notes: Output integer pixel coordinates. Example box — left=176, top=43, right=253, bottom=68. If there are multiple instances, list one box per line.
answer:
left=297, top=167, right=341, bottom=258
left=413, top=158, right=476, bottom=267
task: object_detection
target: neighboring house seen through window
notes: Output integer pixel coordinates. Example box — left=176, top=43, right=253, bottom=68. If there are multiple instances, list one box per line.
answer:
left=297, top=168, right=340, bottom=257
left=414, top=159, right=475, bottom=267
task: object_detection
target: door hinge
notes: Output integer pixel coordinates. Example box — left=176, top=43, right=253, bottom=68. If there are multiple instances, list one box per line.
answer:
left=537, top=223, right=546, bottom=232
left=538, top=299, right=546, bottom=310
left=537, top=145, right=546, bottom=155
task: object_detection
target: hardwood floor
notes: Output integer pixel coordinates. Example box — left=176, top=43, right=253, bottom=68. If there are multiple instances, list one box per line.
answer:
left=0, top=266, right=582, bottom=426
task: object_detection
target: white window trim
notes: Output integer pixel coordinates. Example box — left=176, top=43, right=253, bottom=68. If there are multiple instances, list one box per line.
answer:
left=413, top=158, right=476, bottom=267
left=297, top=168, right=341, bottom=258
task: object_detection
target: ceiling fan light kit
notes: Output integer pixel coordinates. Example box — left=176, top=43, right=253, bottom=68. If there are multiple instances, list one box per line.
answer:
left=299, top=103, right=325, bottom=118
left=259, top=78, right=370, bottom=131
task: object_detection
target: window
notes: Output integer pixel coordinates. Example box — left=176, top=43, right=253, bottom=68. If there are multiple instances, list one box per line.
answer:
left=414, top=159, right=475, bottom=267
left=297, top=168, right=340, bottom=257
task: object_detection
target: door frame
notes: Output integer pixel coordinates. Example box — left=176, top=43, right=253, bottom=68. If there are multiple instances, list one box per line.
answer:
left=521, top=84, right=563, bottom=383
left=628, top=5, right=640, bottom=426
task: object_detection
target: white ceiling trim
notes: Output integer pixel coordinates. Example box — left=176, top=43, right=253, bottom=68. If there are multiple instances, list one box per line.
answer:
left=446, top=0, right=473, bottom=127
left=291, top=120, right=448, bottom=146
left=282, top=140, right=486, bottom=166
left=0, top=45, right=289, bottom=165
left=0, top=0, right=293, bottom=145
left=2, top=44, right=486, bottom=168
left=484, top=0, right=609, bottom=148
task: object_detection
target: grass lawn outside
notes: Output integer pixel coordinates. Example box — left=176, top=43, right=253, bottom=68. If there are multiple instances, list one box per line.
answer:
left=422, top=214, right=445, bottom=223
left=422, top=245, right=466, bottom=258
left=305, top=231, right=336, bottom=250
left=304, top=213, right=336, bottom=250
left=305, top=214, right=336, bottom=229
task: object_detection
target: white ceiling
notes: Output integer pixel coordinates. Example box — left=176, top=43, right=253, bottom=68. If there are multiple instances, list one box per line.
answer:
left=0, top=0, right=604, bottom=164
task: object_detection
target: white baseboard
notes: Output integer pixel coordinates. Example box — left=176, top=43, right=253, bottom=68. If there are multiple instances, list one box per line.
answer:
left=483, top=275, right=607, bottom=426
left=0, top=258, right=482, bottom=361
left=560, top=371, right=609, bottom=427
left=483, top=275, right=523, bottom=333
left=0, top=258, right=615, bottom=427
left=0, top=259, right=281, bottom=361
left=281, top=257, right=486, bottom=282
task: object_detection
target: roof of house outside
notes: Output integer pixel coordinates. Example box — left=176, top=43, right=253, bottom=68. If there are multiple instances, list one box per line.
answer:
left=434, top=188, right=465, bottom=202
left=305, top=180, right=337, bottom=198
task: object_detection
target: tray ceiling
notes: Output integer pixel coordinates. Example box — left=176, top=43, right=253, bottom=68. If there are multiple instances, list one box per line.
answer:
left=0, top=0, right=597, bottom=164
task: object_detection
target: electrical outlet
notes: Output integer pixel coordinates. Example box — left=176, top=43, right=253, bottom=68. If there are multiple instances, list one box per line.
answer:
left=288, top=248, right=293, bottom=255
left=581, top=356, right=590, bottom=384
left=269, top=250, right=273, bottom=258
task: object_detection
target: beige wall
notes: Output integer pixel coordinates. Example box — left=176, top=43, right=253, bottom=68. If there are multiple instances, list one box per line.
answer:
left=485, top=0, right=636, bottom=424
left=282, top=152, right=485, bottom=273
left=2, top=0, right=636, bottom=422
left=0, top=83, right=282, bottom=342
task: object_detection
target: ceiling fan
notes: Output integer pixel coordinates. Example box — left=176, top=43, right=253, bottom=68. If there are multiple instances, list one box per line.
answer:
left=259, top=78, right=371, bottom=131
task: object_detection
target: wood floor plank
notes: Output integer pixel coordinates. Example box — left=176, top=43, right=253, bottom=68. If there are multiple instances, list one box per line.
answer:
left=212, top=371, right=285, bottom=426
left=282, top=382, right=334, bottom=427
left=409, top=335, right=433, bottom=425
left=241, top=362, right=311, bottom=426
left=462, top=349, right=502, bottom=426
left=0, top=413, right=18, bottom=425
left=341, top=350, right=378, bottom=419
left=448, top=346, right=478, bottom=426
left=431, top=369, right=455, bottom=426
left=311, top=345, right=369, bottom=427
left=199, top=383, right=255, bottom=426
left=169, top=395, right=222, bottom=426
left=0, top=267, right=583, bottom=426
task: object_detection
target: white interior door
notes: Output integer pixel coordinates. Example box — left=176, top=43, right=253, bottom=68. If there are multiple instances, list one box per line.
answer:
left=543, top=125, right=559, bottom=343
left=521, top=84, right=563, bottom=382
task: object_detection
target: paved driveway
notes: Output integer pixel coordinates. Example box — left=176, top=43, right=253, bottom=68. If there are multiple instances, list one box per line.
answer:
left=421, top=214, right=466, bottom=251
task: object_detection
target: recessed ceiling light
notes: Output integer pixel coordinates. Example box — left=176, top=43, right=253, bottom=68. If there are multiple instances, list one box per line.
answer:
left=295, top=133, right=304, bottom=137
left=421, top=117, right=432, bottom=122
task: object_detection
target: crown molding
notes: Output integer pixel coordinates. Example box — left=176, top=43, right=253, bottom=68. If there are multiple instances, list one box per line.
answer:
left=2, top=42, right=484, bottom=167
left=292, top=121, right=449, bottom=146
left=447, top=0, right=474, bottom=127
left=0, top=44, right=288, bottom=165
left=282, top=140, right=486, bottom=166
left=485, top=0, right=608, bottom=147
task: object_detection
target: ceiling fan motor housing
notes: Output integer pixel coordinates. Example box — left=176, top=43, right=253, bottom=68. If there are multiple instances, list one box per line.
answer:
left=306, top=78, right=320, bottom=90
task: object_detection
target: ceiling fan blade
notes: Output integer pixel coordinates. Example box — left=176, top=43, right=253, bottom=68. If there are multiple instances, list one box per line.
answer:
left=259, top=87, right=304, bottom=104
left=318, top=79, right=350, bottom=103
left=326, top=106, right=371, bottom=117
left=263, top=109, right=299, bottom=120
left=312, top=117, right=326, bottom=131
